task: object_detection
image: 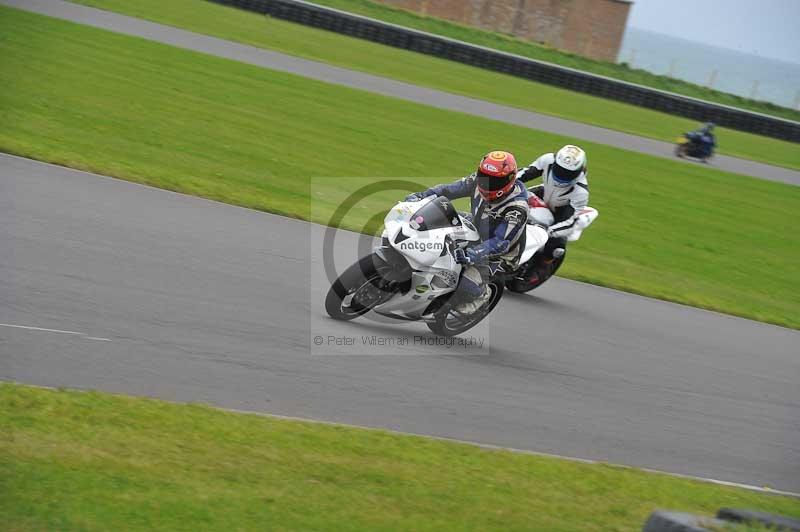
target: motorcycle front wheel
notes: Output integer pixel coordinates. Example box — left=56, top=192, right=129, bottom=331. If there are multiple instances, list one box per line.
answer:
left=325, top=253, right=397, bottom=320
left=427, top=281, right=504, bottom=337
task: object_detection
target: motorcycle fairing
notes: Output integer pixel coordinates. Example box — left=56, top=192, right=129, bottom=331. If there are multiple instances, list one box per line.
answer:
left=519, top=224, right=550, bottom=264
left=373, top=197, right=480, bottom=320
left=382, top=197, right=479, bottom=270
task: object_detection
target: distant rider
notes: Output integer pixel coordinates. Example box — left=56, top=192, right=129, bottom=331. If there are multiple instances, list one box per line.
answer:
left=516, top=145, right=589, bottom=261
left=685, top=122, right=716, bottom=159
left=405, top=151, right=529, bottom=314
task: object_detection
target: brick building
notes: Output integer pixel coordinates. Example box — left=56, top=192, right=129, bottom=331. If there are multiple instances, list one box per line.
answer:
left=375, top=0, right=632, bottom=62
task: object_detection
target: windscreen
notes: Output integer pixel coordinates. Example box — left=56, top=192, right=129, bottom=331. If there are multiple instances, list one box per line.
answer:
left=409, top=196, right=461, bottom=232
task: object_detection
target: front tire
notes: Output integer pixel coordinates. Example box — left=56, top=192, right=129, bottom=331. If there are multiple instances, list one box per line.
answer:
left=325, top=253, right=396, bottom=320
left=427, top=281, right=504, bottom=337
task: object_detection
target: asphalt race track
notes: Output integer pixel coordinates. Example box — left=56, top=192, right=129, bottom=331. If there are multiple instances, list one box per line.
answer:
left=3, top=0, right=800, bottom=186
left=2, top=154, right=798, bottom=491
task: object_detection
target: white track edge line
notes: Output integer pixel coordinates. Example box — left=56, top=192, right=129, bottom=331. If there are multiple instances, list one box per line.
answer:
left=0, top=323, right=84, bottom=335
left=0, top=323, right=112, bottom=342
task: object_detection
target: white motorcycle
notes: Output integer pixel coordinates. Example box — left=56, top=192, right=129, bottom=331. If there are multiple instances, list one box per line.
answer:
left=505, top=193, right=599, bottom=293
left=326, top=195, right=552, bottom=336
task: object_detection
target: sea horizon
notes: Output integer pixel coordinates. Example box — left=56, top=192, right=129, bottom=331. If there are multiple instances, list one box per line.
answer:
left=619, top=27, right=800, bottom=110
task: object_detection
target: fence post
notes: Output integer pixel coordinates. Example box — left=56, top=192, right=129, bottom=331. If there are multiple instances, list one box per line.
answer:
left=750, top=80, right=759, bottom=100
left=667, top=59, right=677, bottom=78
left=706, top=69, right=717, bottom=89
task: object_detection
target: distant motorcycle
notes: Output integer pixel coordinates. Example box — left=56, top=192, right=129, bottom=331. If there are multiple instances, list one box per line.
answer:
left=325, top=195, right=551, bottom=336
left=675, top=133, right=713, bottom=163
left=505, top=192, right=598, bottom=294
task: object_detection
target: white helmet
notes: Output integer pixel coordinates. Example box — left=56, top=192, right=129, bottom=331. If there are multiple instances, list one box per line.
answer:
left=552, top=145, right=586, bottom=186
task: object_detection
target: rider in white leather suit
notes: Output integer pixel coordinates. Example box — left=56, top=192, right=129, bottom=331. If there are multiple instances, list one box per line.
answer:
left=516, top=145, right=589, bottom=259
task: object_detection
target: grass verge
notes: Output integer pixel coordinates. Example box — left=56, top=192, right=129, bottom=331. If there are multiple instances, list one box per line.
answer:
left=2, top=382, right=799, bottom=531
left=1, top=6, right=799, bottom=328
left=68, top=0, right=800, bottom=171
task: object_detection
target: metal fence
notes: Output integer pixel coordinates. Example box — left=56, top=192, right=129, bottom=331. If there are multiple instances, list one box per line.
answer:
left=209, top=0, right=800, bottom=142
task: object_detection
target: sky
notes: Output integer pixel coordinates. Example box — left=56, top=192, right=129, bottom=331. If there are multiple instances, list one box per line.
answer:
left=626, top=0, right=800, bottom=64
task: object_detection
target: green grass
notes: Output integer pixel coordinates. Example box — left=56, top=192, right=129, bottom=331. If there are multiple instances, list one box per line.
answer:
left=3, top=383, right=799, bottom=531
left=1, top=6, right=799, bottom=329
left=68, top=0, right=800, bottom=171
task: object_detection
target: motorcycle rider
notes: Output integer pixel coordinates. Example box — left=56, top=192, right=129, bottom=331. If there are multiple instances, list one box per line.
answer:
left=683, top=122, right=716, bottom=160
left=516, top=145, right=589, bottom=261
left=405, top=151, right=529, bottom=314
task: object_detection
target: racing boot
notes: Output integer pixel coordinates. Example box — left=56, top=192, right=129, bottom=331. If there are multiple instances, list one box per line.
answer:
left=454, top=289, right=490, bottom=315
left=452, top=265, right=490, bottom=315
left=541, top=247, right=565, bottom=265
left=453, top=285, right=490, bottom=315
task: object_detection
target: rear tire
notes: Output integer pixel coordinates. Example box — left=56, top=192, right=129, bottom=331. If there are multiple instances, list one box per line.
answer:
left=427, top=282, right=503, bottom=337
left=325, top=253, right=395, bottom=321
left=506, top=254, right=565, bottom=293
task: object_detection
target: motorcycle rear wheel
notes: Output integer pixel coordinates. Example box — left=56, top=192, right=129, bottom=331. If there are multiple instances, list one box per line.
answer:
left=506, top=254, right=565, bottom=294
left=427, top=281, right=504, bottom=337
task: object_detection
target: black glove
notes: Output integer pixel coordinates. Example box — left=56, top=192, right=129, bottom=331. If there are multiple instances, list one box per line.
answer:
left=405, top=193, right=424, bottom=202
left=453, top=248, right=475, bottom=265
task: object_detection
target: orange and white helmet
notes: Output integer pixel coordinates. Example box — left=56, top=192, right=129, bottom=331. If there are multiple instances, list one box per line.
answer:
left=476, top=150, right=518, bottom=201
